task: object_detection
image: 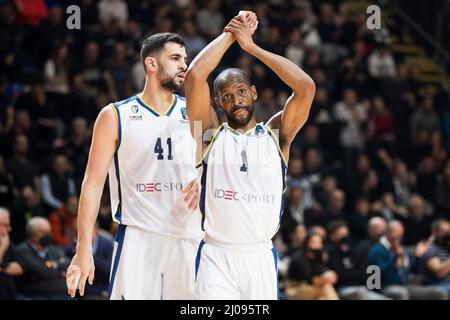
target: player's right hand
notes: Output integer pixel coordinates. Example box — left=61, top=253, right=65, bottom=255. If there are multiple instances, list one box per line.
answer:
left=237, top=11, right=258, bottom=35
left=66, top=250, right=95, bottom=298
left=182, top=178, right=200, bottom=210
left=224, top=17, right=257, bottom=52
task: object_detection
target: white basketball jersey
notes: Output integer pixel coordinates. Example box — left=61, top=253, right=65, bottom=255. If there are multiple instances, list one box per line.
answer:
left=108, top=94, right=203, bottom=239
left=198, top=122, right=287, bottom=246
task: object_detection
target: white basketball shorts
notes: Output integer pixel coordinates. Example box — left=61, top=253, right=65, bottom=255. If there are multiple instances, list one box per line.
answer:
left=108, top=224, right=201, bottom=300
left=194, top=239, right=279, bottom=300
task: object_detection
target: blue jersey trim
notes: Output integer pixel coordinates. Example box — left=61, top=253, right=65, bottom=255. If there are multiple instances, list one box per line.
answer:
left=195, top=239, right=206, bottom=280
left=108, top=224, right=127, bottom=299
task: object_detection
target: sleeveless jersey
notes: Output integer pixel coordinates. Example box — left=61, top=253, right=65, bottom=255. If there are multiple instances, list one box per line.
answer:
left=108, top=94, right=203, bottom=239
left=197, top=122, right=287, bottom=246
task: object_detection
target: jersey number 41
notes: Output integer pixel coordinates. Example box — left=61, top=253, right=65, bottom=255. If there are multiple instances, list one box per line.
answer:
left=154, top=137, right=173, bottom=160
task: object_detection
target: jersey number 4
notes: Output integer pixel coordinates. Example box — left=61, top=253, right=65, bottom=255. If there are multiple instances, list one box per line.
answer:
left=154, top=137, right=173, bottom=160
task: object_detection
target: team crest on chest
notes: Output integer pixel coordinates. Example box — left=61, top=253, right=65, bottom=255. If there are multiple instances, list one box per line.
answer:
left=180, top=107, right=188, bottom=120
left=179, top=107, right=190, bottom=123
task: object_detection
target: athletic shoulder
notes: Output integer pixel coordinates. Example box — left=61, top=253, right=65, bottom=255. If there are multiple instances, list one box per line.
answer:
left=94, top=104, right=119, bottom=142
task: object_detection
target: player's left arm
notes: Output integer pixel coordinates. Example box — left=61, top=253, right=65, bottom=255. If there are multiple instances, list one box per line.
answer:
left=226, top=19, right=316, bottom=163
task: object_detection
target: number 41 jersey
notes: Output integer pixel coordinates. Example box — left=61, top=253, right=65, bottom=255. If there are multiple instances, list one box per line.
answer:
left=108, top=94, right=203, bottom=240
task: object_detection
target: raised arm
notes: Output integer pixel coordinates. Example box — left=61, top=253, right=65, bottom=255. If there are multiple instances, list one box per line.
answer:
left=226, top=19, right=315, bottom=162
left=185, top=32, right=235, bottom=136
left=185, top=12, right=257, bottom=138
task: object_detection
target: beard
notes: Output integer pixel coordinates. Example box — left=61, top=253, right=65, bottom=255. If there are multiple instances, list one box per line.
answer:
left=158, top=65, right=183, bottom=92
left=223, top=103, right=255, bottom=127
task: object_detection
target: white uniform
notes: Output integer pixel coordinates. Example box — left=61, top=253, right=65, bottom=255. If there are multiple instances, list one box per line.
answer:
left=195, top=122, right=286, bottom=300
left=107, top=94, right=203, bottom=300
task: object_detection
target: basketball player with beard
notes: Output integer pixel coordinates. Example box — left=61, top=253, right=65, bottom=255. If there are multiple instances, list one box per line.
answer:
left=66, top=33, right=203, bottom=299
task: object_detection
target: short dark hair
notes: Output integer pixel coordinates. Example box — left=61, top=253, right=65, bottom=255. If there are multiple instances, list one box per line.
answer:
left=431, top=218, right=449, bottom=233
left=213, top=68, right=252, bottom=97
left=140, top=32, right=185, bottom=71
left=327, top=219, right=348, bottom=236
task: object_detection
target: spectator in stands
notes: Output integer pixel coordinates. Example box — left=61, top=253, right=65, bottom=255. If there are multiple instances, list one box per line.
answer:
left=49, top=196, right=78, bottom=247
left=401, top=194, right=432, bottom=245
left=283, top=223, right=308, bottom=258
left=282, top=186, right=306, bottom=227
left=388, top=159, right=415, bottom=208
left=0, top=155, right=14, bottom=208
left=6, top=134, right=40, bottom=196
left=254, top=88, right=277, bottom=123
left=15, top=79, right=61, bottom=148
left=333, top=88, right=367, bottom=176
left=104, top=42, right=132, bottom=100
left=43, top=43, right=70, bottom=94
left=37, top=3, right=70, bottom=59
left=65, top=223, right=113, bottom=299
left=286, top=157, right=303, bottom=185
left=410, top=96, right=440, bottom=138
left=72, top=41, right=114, bottom=100
left=316, top=2, right=345, bottom=65
left=0, top=208, right=23, bottom=299
left=10, top=186, right=46, bottom=244
left=278, top=222, right=308, bottom=287
left=358, top=169, right=382, bottom=204
left=368, top=220, right=447, bottom=299
left=261, top=25, right=285, bottom=57
left=40, top=154, right=76, bottom=211
left=367, top=96, right=396, bottom=143
left=435, top=74, right=450, bottom=116
left=98, top=0, right=129, bottom=30
left=314, top=175, right=337, bottom=211
left=420, top=219, right=450, bottom=296
left=321, top=189, right=348, bottom=227
left=326, top=220, right=390, bottom=299
left=373, top=192, right=408, bottom=221
left=15, top=217, right=69, bottom=299
left=0, top=74, right=14, bottom=138
left=435, top=162, right=450, bottom=218
left=347, top=197, right=373, bottom=244
left=297, top=125, right=322, bottom=156
left=9, top=110, right=38, bottom=151
left=62, top=117, right=91, bottom=190
left=300, top=148, right=324, bottom=209
left=179, top=19, right=206, bottom=60
left=430, top=132, right=447, bottom=172
left=348, top=153, right=371, bottom=197
left=195, top=0, right=224, bottom=39
left=310, top=225, right=327, bottom=240
left=354, top=216, right=387, bottom=267
left=416, top=156, right=438, bottom=203
left=286, top=232, right=339, bottom=300
left=285, top=28, right=306, bottom=67
left=367, top=44, right=396, bottom=79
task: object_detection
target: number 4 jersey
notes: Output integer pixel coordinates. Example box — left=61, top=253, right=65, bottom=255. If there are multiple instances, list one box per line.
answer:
left=108, top=94, right=203, bottom=239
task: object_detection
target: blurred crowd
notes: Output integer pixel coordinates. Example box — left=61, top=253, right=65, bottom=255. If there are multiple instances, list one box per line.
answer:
left=0, top=0, right=450, bottom=299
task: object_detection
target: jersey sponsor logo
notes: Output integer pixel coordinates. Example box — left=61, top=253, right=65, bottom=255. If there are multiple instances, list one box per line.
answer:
left=136, top=182, right=187, bottom=192
left=180, top=107, right=188, bottom=120
left=213, top=188, right=276, bottom=204
left=130, top=105, right=142, bottom=120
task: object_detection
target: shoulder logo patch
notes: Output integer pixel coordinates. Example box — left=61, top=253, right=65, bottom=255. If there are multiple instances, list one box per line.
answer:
left=130, top=105, right=142, bottom=120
